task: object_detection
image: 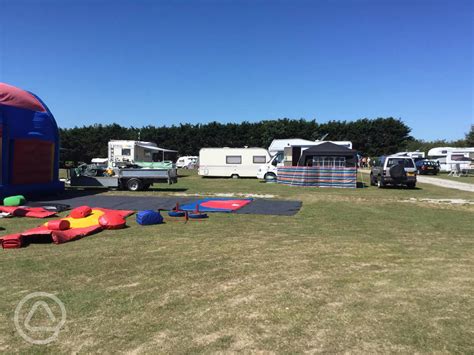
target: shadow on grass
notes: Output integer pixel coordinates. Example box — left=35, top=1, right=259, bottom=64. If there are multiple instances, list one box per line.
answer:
left=148, top=187, right=188, bottom=192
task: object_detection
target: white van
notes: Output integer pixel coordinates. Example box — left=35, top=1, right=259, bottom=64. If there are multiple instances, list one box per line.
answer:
left=198, top=148, right=270, bottom=178
left=176, top=156, right=198, bottom=168
left=256, top=152, right=284, bottom=180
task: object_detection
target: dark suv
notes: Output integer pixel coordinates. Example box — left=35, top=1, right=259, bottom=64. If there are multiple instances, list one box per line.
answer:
left=415, top=160, right=439, bottom=175
left=370, top=155, right=417, bottom=188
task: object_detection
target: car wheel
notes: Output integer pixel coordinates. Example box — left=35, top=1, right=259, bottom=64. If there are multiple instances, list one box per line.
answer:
left=126, top=178, right=142, bottom=191
left=264, top=172, right=277, bottom=181
left=377, top=177, right=385, bottom=188
left=370, top=173, right=376, bottom=186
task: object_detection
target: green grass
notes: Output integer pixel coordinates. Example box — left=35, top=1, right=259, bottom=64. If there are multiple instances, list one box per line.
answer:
left=1, top=170, right=473, bottom=353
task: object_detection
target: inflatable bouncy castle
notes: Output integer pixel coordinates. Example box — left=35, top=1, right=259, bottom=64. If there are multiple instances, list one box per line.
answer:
left=0, top=83, right=63, bottom=198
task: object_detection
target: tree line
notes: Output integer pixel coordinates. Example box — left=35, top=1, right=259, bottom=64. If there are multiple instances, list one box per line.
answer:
left=58, top=118, right=472, bottom=163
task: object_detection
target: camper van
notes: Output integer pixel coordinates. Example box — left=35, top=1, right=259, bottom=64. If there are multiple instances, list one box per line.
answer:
left=428, top=147, right=474, bottom=172
left=176, top=156, right=198, bottom=169
left=108, top=140, right=177, bottom=168
left=198, top=148, right=271, bottom=178
left=446, top=150, right=473, bottom=172
left=257, top=141, right=353, bottom=180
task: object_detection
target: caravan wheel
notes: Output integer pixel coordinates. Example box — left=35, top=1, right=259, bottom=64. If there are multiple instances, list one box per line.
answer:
left=231, top=174, right=239, bottom=179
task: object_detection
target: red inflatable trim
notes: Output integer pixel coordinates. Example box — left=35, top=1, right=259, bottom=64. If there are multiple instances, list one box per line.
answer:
left=70, top=206, right=93, bottom=218
left=99, top=213, right=126, bottom=229
left=47, top=219, right=70, bottom=231
left=1, top=234, right=23, bottom=249
left=0, top=206, right=57, bottom=218
left=0, top=82, right=46, bottom=112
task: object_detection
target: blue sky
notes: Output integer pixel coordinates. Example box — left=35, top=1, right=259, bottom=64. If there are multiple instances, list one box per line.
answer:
left=0, top=0, right=472, bottom=140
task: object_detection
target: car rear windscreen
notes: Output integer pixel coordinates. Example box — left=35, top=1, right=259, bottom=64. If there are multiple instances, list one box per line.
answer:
left=387, top=158, right=414, bottom=168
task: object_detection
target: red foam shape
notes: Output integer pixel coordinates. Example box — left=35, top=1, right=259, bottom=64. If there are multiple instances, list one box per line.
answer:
left=47, top=219, right=70, bottom=231
left=1, top=208, right=135, bottom=248
left=70, top=206, right=92, bottom=218
left=200, top=199, right=252, bottom=211
left=21, top=225, right=103, bottom=244
left=99, top=212, right=126, bottom=230
left=1, top=234, right=23, bottom=248
left=0, top=206, right=57, bottom=218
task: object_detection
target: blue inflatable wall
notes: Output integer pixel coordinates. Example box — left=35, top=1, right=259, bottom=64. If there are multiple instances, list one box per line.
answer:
left=0, top=83, right=64, bottom=198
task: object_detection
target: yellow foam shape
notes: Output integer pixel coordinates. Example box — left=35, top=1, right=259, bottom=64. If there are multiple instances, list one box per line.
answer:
left=45, top=209, right=105, bottom=229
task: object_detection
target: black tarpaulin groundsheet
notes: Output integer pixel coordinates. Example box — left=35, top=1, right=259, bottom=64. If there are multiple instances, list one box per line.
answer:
left=28, top=192, right=302, bottom=216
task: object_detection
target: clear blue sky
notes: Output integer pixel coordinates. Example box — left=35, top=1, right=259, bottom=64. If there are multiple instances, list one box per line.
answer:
left=0, top=0, right=472, bottom=140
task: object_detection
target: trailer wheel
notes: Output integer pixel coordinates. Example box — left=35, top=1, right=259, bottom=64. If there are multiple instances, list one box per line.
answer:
left=231, top=174, right=239, bottom=179
left=126, top=178, right=143, bottom=191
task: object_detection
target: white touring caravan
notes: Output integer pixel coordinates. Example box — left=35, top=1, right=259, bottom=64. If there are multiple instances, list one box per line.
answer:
left=257, top=140, right=353, bottom=180
left=176, top=156, right=198, bottom=168
left=199, top=147, right=271, bottom=178
left=108, top=140, right=177, bottom=168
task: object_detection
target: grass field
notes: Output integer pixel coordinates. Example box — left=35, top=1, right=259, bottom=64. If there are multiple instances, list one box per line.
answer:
left=1, top=170, right=473, bottom=353
left=428, top=172, right=474, bottom=185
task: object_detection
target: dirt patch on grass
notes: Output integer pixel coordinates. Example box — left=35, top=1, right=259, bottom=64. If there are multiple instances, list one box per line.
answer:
left=403, top=198, right=474, bottom=205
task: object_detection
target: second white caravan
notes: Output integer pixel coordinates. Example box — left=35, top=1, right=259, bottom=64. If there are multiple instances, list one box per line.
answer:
left=198, top=148, right=271, bottom=178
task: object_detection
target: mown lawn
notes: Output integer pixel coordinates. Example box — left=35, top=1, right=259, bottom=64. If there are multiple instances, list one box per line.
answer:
left=428, top=172, right=474, bottom=185
left=1, top=170, right=473, bottom=353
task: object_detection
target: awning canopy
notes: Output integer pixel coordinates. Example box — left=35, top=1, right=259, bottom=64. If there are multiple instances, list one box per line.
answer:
left=298, top=142, right=357, bottom=165
left=136, top=143, right=177, bottom=153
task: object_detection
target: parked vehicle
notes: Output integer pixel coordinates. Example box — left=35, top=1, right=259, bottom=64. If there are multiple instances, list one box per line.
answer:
left=176, top=156, right=198, bottom=169
left=257, top=140, right=353, bottom=180
left=69, top=163, right=177, bottom=191
left=108, top=140, right=177, bottom=167
left=256, top=152, right=284, bottom=180
left=198, top=147, right=270, bottom=178
left=370, top=155, right=417, bottom=188
left=446, top=150, right=473, bottom=173
left=415, top=160, right=439, bottom=175
left=67, top=140, right=178, bottom=191
left=428, top=147, right=474, bottom=172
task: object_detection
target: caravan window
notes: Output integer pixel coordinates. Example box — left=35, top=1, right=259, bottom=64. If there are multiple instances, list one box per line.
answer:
left=253, top=155, right=267, bottom=164
left=122, top=148, right=131, bottom=156
left=226, top=156, right=242, bottom=164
